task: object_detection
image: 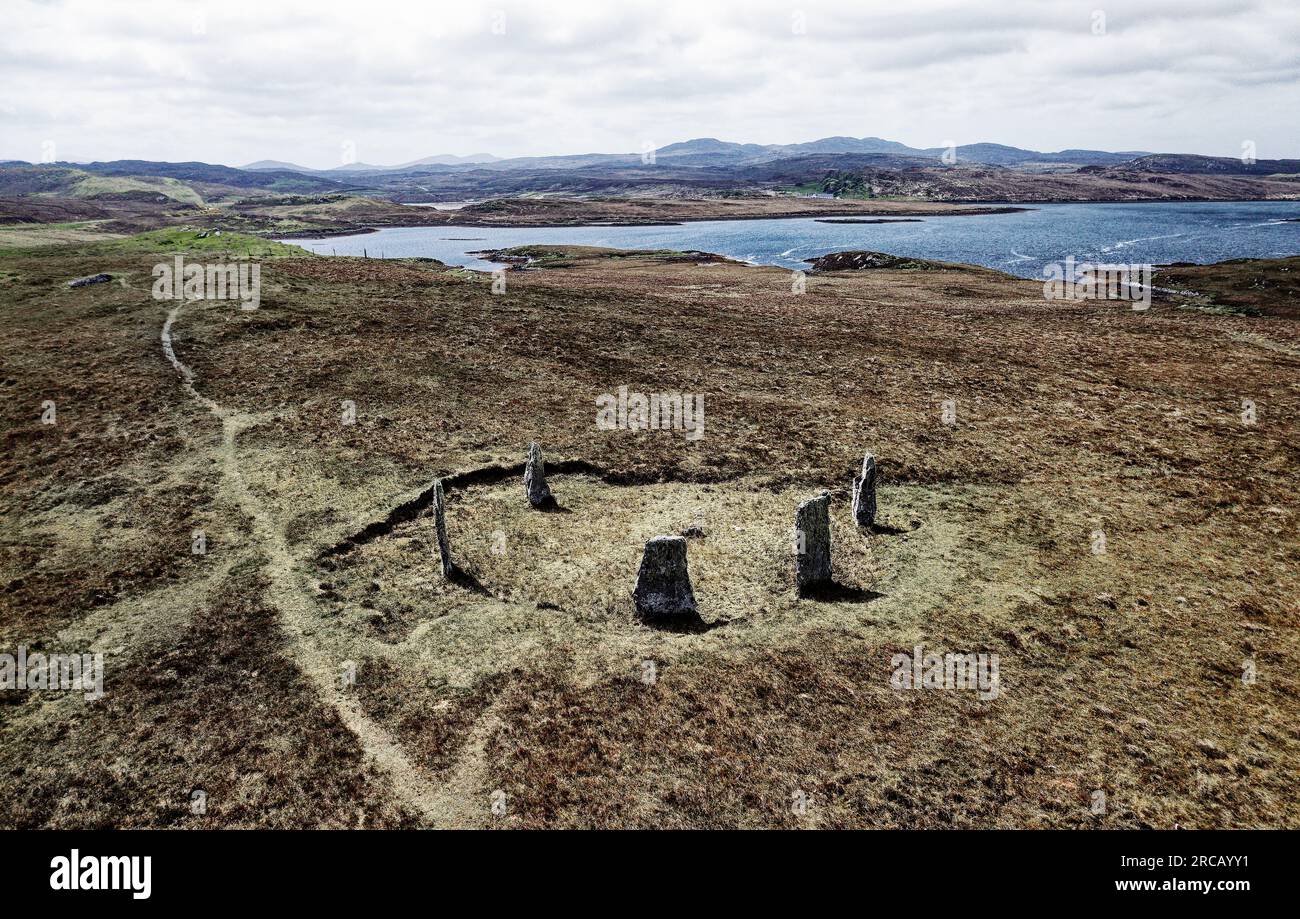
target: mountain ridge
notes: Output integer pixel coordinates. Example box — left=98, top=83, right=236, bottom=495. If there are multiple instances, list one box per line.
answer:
left=228, top=136, right=1154, bottom=175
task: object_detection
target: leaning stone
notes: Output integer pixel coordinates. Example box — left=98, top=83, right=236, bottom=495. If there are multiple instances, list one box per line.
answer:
left=795, top=492, right=832, bottom=594
left=851, top=452, right=877, bottom=528
left=524, top=441, right=552, bottom=507
left=67, top=273, right=111, bottom=288
left=432, top=479, right=452, bottom=578
left=633, top=536, right=698, bottom=621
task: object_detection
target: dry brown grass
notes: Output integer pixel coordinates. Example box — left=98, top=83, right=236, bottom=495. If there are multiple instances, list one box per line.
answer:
left=1, top=239, right=1297, bottom=828
left=0, top=559, right=413, bottom=828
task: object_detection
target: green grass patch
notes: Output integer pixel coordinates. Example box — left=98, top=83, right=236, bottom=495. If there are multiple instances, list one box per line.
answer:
left=1175, top=299, right=1259, bottom=317
left=68, top=174, right=205, bottom=206
left=101, top=228, right=309, bottom=257
left=782, top=172, right=877, bottom=199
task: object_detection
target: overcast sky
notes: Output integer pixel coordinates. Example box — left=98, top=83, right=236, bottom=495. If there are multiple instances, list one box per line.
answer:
left=2, top=0, right=1297, bottom=167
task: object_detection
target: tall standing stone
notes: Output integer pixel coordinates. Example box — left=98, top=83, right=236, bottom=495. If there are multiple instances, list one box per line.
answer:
left=852, top=452, right=877, bottom=528
left=524, top=441, right=552, bottom=507
left=633, top=535, right=698, bottom=621
left=432, top=478, right=452, bottom=578
left=795, top=492, right=832, bottom=594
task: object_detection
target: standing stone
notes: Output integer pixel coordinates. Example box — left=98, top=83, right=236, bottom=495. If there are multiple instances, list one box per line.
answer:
left=524, top=441, right=552, bottom=507
left=795, top=492, right=832, bottom=594
left=851, top=452, right=877, bottom=528
left=633, top=536, right=698, bottom=621
left=432, top=478, right=452, bottom=578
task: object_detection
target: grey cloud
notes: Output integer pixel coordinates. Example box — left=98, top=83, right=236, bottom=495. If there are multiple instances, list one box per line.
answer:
left=0, top=0, right=1295, bottom=166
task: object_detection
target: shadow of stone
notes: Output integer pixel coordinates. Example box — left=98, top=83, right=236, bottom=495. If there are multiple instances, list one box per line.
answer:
left=798, top=581, right=884, bottom=603
left=448, top=564, right=493, bottom=597
left=865, top=522, right=908, bottom=536
left=530, top=496, right=571, bottom=513
left=640, top=612, right=730, bottom=634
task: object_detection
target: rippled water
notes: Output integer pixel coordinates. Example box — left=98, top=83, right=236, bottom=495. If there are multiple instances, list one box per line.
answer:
left=284, top=200, right=1300, bottom=278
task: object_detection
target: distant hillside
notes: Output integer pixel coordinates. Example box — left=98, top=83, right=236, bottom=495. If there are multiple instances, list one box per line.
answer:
left=243, top=153, right=501, bottom=173
left=37, top=140, right=1300, bottom=196
left=394, top=153, right=500, bottom=167
left=773, top=136, right=919, bottom=157
left=649, top=137, right=1146, bottom=168
left=230, top=136, right=1152, bottom=176
left=917, top=142, right=1145, bottom=166
left=71, top=160, right=351, bottom=193
left=0, top=163, right=207, bottom=204
left=3, top=136, right=1295, bottom=218
left=1085, top=154, right=1300, bottom=176
left=731, top=153, right=935, bottom=184
left=655, top=138, right=773, bottom=163
left=241, top=159, right=311, bottom=172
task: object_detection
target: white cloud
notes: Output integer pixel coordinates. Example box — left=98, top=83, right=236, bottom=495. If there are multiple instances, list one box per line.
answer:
left=0, top=0, right=1296, bottom=166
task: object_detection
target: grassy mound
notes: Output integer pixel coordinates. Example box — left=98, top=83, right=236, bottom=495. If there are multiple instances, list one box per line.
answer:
left=805, top=250, right=953, bottom=271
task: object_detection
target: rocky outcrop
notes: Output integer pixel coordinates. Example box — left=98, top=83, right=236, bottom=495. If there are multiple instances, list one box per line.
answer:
left=804, top=251, right=948, bottom=272
left=67, top=273, right=112, bottom=288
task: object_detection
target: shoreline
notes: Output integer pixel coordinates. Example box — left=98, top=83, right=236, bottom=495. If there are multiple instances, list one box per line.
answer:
left=277, top=204, right=1034, bottom=242
left=275, top=203, right=1031, bottom=237
left=271, top=195, right=1298, bottom=240
left=297, top=239, right=1300, bottom=291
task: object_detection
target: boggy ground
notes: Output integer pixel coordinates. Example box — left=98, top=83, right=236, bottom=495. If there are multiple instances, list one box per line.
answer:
left=0, top=235, right=1296, bottom=828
